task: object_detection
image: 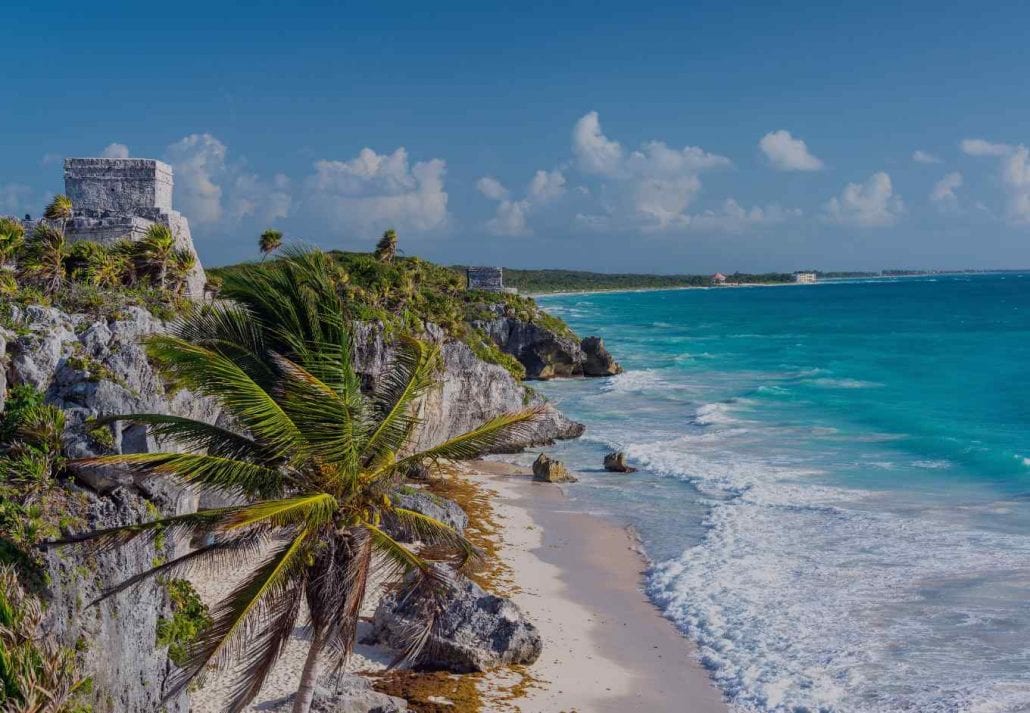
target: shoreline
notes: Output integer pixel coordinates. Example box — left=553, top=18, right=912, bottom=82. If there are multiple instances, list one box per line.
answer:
left=466, top=459, right=728, bottom=713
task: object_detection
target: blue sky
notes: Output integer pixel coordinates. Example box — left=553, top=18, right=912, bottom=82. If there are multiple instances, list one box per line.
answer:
left=4, top=1, right=1030, bottom=272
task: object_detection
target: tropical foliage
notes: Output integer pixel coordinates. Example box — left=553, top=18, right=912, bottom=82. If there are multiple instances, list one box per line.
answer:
left=0, top=564, right=92, bottom=713
left=373, top=229, right=398, bottom=263
left=0, top=197, right=197, bottom=319
left=258, top=229, right=283, bottom=260
left=55, top=250, right=540, bottom=713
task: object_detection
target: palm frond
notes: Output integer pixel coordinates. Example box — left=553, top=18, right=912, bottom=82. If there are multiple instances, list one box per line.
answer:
left=367, top=407, right=543, bottom=484
left=144, top=335, right=303, bottom=457
left=166, top=303, right=276, bottom=388
left=48, top=508, right=238, bottom=553
left=360, top=337, right=440, bottom=468
left=221, top=493, right=337, bottom=531
left=98, top=413, right=275, bottom=464
left=72, top=452, right=286, bottom=499
left=307, top=528, right=372, bottom=674
left=162, top=529, right=313, bottom=702
left=385, top=508, right=483, bottom=570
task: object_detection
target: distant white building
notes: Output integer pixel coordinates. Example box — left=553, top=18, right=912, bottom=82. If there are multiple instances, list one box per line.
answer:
left=794, top=272, right=817, bottom=284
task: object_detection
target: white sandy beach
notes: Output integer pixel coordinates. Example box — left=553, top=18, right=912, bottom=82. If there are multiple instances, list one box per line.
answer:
left=186, top=459, right=727, bottom=712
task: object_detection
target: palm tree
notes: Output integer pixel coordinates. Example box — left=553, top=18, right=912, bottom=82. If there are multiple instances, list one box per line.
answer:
left=259, top=229, right=283, bottom=261
left=168, top=248, right=197, bottom=296
left=374, top=229, right=398, bottom=263
left=20, top=224, right=67, bottom=295
left=136, top=224, right=176, bottom=289
left=0, top=216, right=25, bottom=269
left=43, top=195, right=73, bottom=236
left=55, top=249, right=539, bottom=713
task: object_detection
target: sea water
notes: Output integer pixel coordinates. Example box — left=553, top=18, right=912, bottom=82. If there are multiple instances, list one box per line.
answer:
left=516, top=274, right=1030, bottom=712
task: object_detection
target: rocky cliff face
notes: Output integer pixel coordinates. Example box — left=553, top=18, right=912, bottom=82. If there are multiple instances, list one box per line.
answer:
left=1, top=304, right=222, bottom=713
left=473, top=305, right=621, bottom=380
left=0, top=303, right=585, bottom=712
left=351, top=322, right=584, bottom=450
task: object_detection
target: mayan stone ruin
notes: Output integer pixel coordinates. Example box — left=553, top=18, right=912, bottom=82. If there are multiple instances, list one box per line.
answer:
left=59, top=157, right=206, bottom=297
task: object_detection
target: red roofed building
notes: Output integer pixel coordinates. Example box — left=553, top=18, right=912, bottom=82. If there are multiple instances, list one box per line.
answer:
left=711, top=273, right=727, bottom=284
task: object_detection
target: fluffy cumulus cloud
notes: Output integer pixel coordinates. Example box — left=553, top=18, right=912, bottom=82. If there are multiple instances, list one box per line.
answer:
left=477, top=168, right=565, bottom=236
left=930, top=172, right=962, bottom=204
left=759, top=130, right=824, bottom=171
left=304, top=147, right=448, bottom=235
left=823, top=172, right=903, bottom=227
left=961, top=138, right=1030, bottom=224
left=571, top=111, right=739, bottom=230
left=688, top=199, right=802, bottom=231
left=912, top=150, right=942, bottom=164
left=165, top=133, right=292, bottom=228
left=573, top=111, right=623, bottom=176
left=101, top=143, right=130, bottom=159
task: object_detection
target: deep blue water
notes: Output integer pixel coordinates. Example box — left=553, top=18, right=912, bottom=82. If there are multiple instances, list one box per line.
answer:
left=511, top=274, right=1030, bottom=712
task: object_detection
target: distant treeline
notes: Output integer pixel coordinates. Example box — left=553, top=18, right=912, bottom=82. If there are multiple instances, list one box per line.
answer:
left=451, top=267, right=801, bottom=293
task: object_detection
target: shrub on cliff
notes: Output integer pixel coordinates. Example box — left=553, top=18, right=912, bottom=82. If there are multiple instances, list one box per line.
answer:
left=54, top=249, right=541, bottom=713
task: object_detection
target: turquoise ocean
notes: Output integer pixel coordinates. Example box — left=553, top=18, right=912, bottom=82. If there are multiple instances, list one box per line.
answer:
left=514, top=274, right=1030, bottom=712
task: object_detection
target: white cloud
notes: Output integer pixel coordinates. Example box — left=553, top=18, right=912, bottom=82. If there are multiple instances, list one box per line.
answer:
left=930, top=172, right=962, bottom=204
left=912, top=150, right=941, bottom=164
left=960, top=138, right=1011, bottom=157
left=823, top=172, right=903, bottom=227
left=305, top=147, right=448, bottom=234
left=478, top=168, right=566, bottom=235
left=961, top=138, right=1030, bottom=223
left=759, top=130, right=824, bottom=171
left=476, top=176, right=509, bottom=201
left=572, top=111, right=623, bottom=176
left=0, top=183, right=33, bottom=217
left=570, top=112, right=733, bottom=231
left=527, top=169, right=566, bottom=203
left=690, top=199, right=802, bottom=232
left=101, top=143, right=130, bottom=159
left=165, top=134, right=228, bottom=224
left=166, top=133, right=294, bottom=228
left=486, top=200, right=530, bottom=236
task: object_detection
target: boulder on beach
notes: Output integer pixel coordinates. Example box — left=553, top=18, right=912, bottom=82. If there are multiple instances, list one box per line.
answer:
left=385, top=489, right=469, bottom=542
left=603, top=451, right=637, bottom=473
left=366, top=575, right=542, bottom=673
left=531, top=453, right=578, bottom=483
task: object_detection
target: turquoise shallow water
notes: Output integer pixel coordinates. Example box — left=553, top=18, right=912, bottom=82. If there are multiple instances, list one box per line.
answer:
left=512, top=274, right=1030, bottom=712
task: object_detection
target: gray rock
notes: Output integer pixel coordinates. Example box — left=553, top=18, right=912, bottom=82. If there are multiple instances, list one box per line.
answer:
left=0, top=326, right=10, bottom=411
left=603, top=451, right=637, bottom=473
left=351, top=321, right=584, bottom=453
left=581, top=336, right=622, bottom=377
left=532, top=453, right=577, bottom=483
left=388, top=489, right=468, bottom=541
left=44, top=487, right=189, bottom=713
left=473, top=305, right=622, bottom=380
left=367, top=575, right=542, bottom=673
left=266, top=675, right=407, bottom=713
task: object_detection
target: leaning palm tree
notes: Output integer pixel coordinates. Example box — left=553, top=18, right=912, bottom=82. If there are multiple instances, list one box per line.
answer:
left=373, top=229, right=398, bottom=263
left=54, top=249, right=539, bottom=713
left=136, top=224, right=176, bottom=289
left=168, top=247, right=197, bottom=296
left=258, top=229, right=283, bottom=261
left=43, top=194, right=74, bottom=236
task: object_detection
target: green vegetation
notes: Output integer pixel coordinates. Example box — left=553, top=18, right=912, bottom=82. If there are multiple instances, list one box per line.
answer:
left=258, top=228, right=283, bottom=261
left=56, top=249, right=540, bottom=713
left=213, top=242, right=579, bottom=381
left=156, top=579, right=212, bottom=667
left=485, top=267, right=800, bottom=293
left=0, top=564, right=93, bottom=712
left=0, top=197, right=195, bottom=321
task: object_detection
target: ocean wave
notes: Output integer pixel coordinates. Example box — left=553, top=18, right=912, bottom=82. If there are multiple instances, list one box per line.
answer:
left=806, top=377, right=884, bottom=389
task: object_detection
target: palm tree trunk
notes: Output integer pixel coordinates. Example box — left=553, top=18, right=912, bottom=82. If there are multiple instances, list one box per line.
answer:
left=292, top=631, right=325, bottom=713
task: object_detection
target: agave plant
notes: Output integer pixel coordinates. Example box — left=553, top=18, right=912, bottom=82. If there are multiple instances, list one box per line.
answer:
left=19, top=224, right=67, bottom=295
left=259, top=229, right=283, bottom=261
left=55, top=249, right=539, bottom=713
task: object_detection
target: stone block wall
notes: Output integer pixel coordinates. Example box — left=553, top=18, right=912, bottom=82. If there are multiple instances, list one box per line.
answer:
left=467, top=266, right=504, bottom=292
left=65, top=158, right=173, bottom=215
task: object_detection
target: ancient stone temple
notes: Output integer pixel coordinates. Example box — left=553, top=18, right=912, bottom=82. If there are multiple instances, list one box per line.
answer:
left=61, top=158, right=206, bottom=297
left=467, top=266, right=507, bottom=292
